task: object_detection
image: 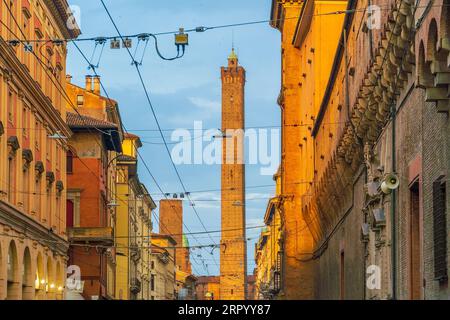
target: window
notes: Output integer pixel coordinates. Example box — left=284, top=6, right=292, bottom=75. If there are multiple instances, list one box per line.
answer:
left=22, top=166, right=30, bottom=213
left=45, top=187, right=51, bottom=224
left=8, top=91, right=14, bottom=124
left=151, top=261, right=155, bottom=270
left=409, top=181, right=422, bottom=299
left=22, top=107, right=28, bottom=137
left=66, top=150, right=73, bottom=173
left=150, top=275, right=155, bottom=291
left=433, top=177, right=447, bottom=283
left=35, top=177, right=42, bottom=218
left=22, top=11, right=31, bottom=68
left=66, top=200, right=74, bottom=228
left=7, top=0, right=15, bottom=38
left=46, top=136, right=52, bottom=160
left=76, top=95, right=84, bottom=106
left=7, top=152, right=16, bottom=204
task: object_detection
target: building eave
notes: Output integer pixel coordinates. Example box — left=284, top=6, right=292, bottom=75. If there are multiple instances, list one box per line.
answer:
left=292, top=0, right=314, bottom=48
left=263, top=197, right=279, bottom=225
left=44, top=0, right=81, bottom=39
left=270, top=0, right=284, bottom=30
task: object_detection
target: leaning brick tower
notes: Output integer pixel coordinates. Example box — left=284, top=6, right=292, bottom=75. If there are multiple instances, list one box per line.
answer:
left=220, top=49, right=247, bottom=300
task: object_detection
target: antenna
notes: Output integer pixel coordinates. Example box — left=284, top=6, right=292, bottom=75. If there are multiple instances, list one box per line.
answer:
left=232, top=29, right=234, bottom=51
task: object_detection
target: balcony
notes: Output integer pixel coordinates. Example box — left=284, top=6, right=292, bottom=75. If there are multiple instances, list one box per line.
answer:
left=68, top=227, right=114, bottom=245
left=130, top=278, right=141, bottom=294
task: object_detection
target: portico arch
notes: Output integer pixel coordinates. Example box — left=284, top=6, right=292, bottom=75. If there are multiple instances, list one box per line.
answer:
left=6, top=241, right=20, bottom=300
left=22, top=248, right=34, bottom=300
left=46, top=258, right=55, bottom=299
left=35, top=253, right=45, bottom=300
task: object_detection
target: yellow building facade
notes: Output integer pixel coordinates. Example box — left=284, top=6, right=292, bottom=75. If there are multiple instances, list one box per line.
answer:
left=151, top=234, right=176, bottom=300
left=270, top=0, right=347, bottom=299
left=115, top=133, right=155, bottom=300
left=254, top=170, right=283, bottom=299
left=0, top=0, right=79, bottom=300
left=136, top=184, right=155, bottom=300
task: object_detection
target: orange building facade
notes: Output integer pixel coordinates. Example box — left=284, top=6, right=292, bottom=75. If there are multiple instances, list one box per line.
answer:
left=270, top=0, right=347, bottom=299
left=65, top=76, right=123, bottom=300
left=0, top=0, right=79, bottom=300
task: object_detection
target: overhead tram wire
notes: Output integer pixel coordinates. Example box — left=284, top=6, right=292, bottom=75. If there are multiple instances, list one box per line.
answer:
left=5, top=4, right=448, bottom=44
left=99, top=0, right=220, bottom=268
left=0, top=121, right=350, bottom=134
left=70, top=40, right=213, bottom=273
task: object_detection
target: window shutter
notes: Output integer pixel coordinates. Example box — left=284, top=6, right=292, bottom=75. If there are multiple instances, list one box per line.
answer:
left=433, top=178, right=447, bottom=282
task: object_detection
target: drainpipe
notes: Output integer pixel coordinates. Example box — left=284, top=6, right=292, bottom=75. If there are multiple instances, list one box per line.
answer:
left=390, top=103, right=397, bottom=300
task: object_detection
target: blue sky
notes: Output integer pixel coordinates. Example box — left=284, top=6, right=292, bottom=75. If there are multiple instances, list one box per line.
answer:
left=67, top=0, right=281, bottom=275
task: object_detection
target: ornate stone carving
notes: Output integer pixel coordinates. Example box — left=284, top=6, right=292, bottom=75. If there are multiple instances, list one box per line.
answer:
left=35, top=161, right=45, bottom=181
left=46, top=171, right=55, bottom=190
left=22, top=149, right=33, bottom=171
left=56, top=180, right=64, bottom=194
left=7, top=136, right=20, bottom=159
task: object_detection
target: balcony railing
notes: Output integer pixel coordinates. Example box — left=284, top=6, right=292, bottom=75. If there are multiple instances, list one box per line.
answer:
left=68, top=227, right=114, bottom=245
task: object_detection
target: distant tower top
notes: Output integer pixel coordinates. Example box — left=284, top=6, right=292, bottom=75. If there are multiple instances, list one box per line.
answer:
left=228, top=48, right=238, bottom=67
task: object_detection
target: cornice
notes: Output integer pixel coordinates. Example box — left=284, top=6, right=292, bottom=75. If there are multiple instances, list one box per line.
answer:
left=44, top=0, right=81, bottom=39
left=270, top=0, right=303, bottom=30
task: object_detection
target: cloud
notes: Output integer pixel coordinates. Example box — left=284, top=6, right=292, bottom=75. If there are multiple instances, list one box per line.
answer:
left=188, top=97, right=221, bottom=112
left=246, top=192, right=273, bottom=201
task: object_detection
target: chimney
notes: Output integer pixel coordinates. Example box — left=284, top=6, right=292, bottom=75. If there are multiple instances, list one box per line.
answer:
left=93, top=75, right=101, bottom=95
left=66, top=74, right=72, bottom=83
left=85, top=75, right=93, bottom=91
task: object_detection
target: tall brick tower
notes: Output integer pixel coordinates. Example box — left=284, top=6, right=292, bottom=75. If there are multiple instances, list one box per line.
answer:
left=220, top=49, right=247, bottom=300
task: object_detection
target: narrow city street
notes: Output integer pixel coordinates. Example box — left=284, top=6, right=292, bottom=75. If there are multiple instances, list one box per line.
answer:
left=0, top=0, right=449, bottom=307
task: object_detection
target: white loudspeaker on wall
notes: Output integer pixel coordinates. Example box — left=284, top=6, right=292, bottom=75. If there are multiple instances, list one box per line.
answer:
left=380, top=173, right=400, bottom=194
